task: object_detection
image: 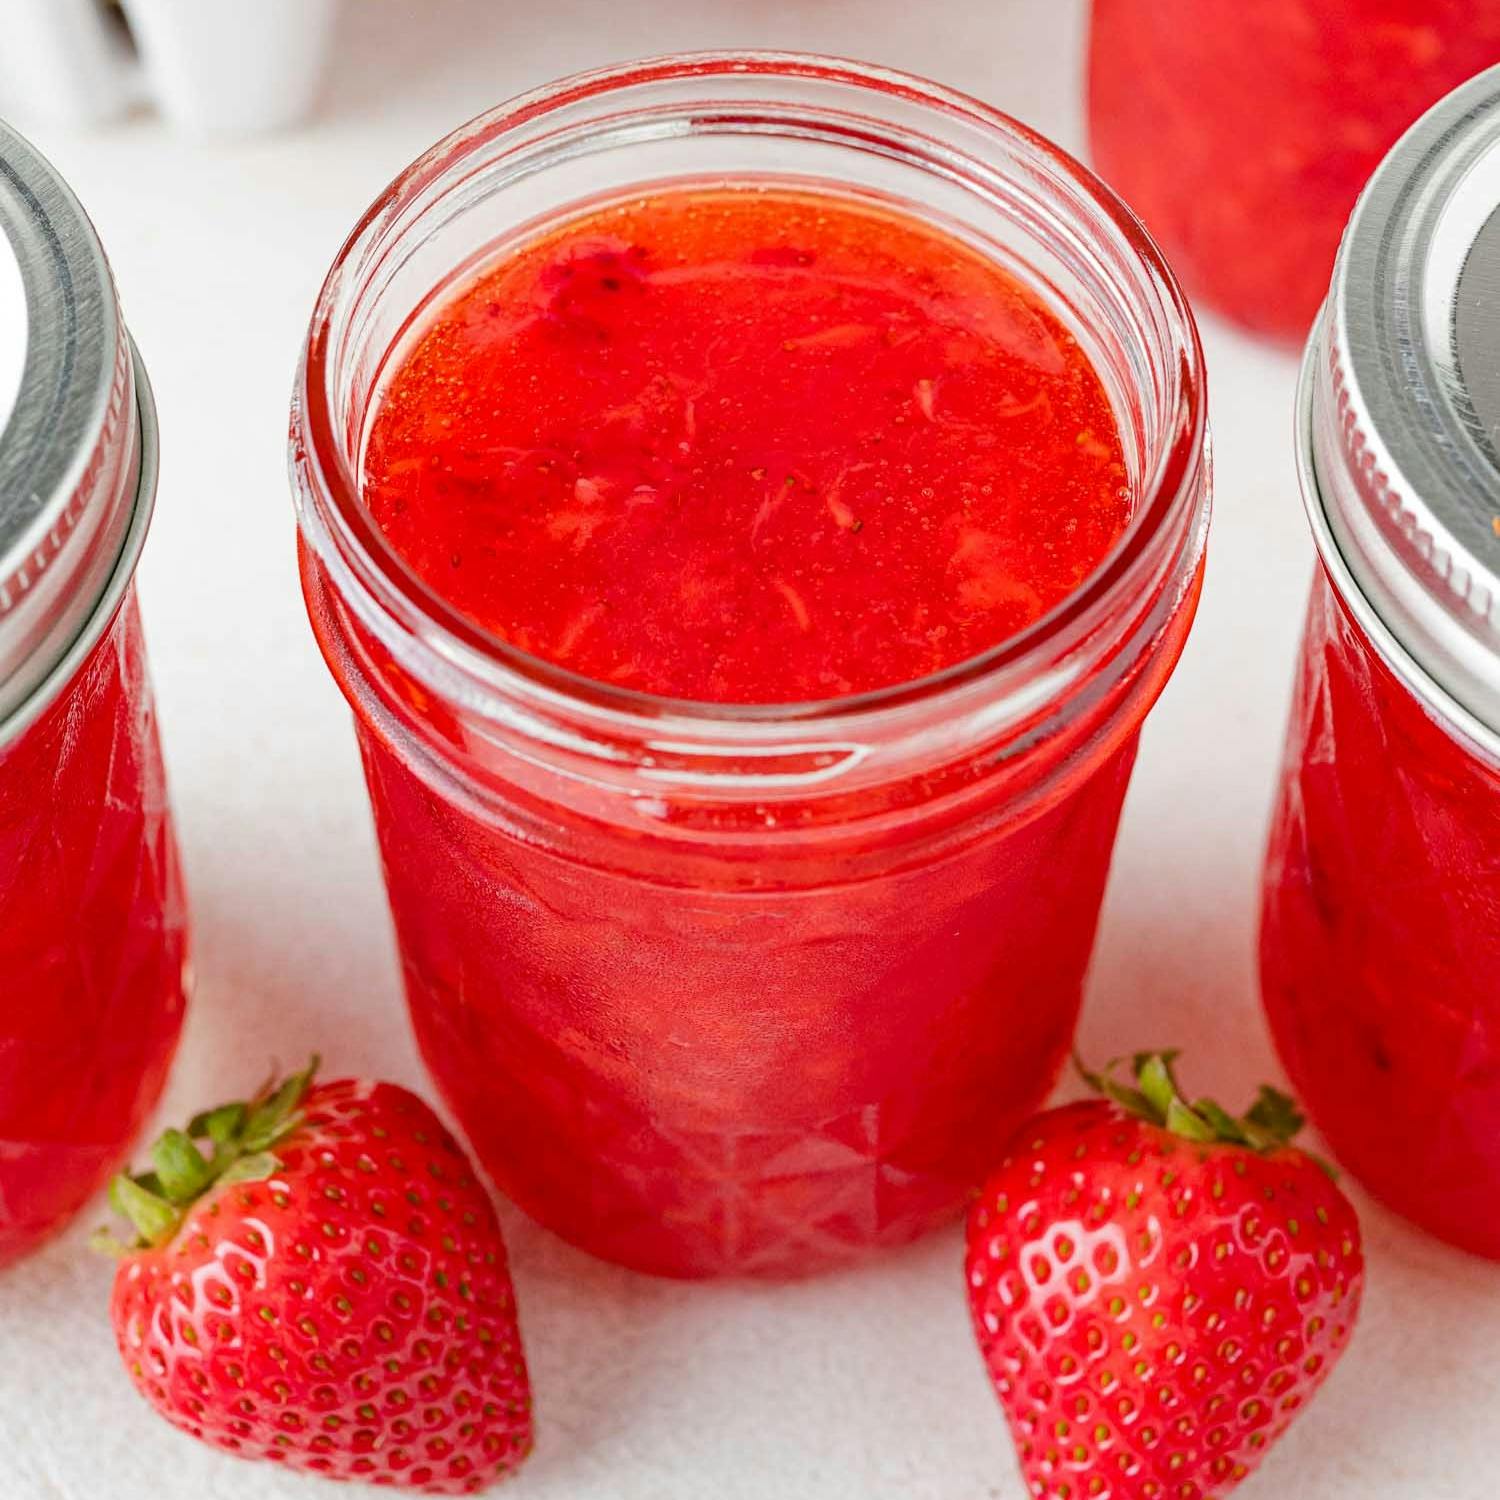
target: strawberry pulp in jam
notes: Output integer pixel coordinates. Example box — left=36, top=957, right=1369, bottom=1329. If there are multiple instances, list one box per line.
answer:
left=349, top=185, right=1139, bottom=1275
left=365, top=188, right=1130, bottom=700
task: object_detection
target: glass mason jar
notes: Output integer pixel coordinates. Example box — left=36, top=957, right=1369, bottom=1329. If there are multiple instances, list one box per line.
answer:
left=1088, top=0, right=1500, bottom=341
left=0, top=123, right=189, bottom=1266
left=291, top=53, right=1210, bottom=1279
left=1262, top=69, right=1500, bottom=1258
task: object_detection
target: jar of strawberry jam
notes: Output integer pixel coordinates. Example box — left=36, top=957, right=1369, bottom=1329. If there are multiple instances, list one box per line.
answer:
left=1089, top=1, right=1500, bottom=341
left=1262, top=70, right=1500, bottom=1257
left=291, top=54, right=1210, bottom=1278
left=0, top=123, right=188, bottom=1265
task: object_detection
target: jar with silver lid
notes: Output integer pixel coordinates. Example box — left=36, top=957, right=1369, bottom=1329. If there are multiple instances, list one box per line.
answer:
left=0, top=120, right=188, bottom=1265
left=1262, top=66, right=1500, bottom=1258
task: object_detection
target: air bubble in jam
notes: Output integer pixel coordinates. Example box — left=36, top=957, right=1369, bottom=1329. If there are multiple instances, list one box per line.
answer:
left=363, top=185, right=1132, bottom=704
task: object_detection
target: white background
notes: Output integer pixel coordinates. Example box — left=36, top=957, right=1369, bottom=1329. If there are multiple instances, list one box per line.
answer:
left=0, top=226, right=23, bottom=437
left=1, top=3, right=1495, bottom=1497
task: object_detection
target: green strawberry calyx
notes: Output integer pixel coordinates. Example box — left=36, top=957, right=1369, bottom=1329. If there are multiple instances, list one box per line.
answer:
left=1076, top=1049, right=1318, bottom=1158
left=96, top=1056, right=321, bottom=1253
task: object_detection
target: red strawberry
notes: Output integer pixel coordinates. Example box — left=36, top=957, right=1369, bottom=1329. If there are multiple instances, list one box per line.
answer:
left=104, top=1059, right=532, bottom=1493
left=966, top=1052, right=1363, bottom=1500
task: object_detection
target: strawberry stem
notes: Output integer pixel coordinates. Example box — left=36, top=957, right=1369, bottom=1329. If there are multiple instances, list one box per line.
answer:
left=1075, top=1050, right=1312, bottom=1155
left=110, top=1174, right=181, bottom=1246
left=98, top=1056, right=321, bottom=1253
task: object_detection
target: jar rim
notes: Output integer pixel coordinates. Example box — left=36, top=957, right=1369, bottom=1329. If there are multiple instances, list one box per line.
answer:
left=293, top=50, right=1208, bottom=733
left=0, top=340, right=156, bottom=749
left=1310, top=66, right=1500, bottom=744
left=1297, top=321, right=1500, bottom=768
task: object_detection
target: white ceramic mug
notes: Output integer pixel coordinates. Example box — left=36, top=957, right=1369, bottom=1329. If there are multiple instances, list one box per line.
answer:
left=0, top=0, right=340, bottom=133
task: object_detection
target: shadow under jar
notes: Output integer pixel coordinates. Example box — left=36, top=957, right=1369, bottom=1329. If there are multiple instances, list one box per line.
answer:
left=1262, top=69, right=1500, bottom=1258
left=0, top=123, right=189, bottom=1265
left=1088, top=0, right=1500, bottom=342
left=291, top=53, right=1210, bottom=1279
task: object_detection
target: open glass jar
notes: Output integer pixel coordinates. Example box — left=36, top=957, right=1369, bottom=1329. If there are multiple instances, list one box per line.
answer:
left=291, top=53, right=1210, bottom=1278
left=1089, top=0, right=1500, bottom=341
left=1262, top=68, right=1500, bottom=1258
left=0, top=122, right=189, bottom=1265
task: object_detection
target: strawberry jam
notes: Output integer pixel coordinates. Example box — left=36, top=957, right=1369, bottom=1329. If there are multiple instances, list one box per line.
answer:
left=1262, top=577, right=1500, bottom=1257
left=1089, top=0, right=1500, bottom=340
left=293, top=57, right=1210, bottom=1278
left=0, top=600, right=188, bottom=1265
left=364, top=187, right=1131, bottom=703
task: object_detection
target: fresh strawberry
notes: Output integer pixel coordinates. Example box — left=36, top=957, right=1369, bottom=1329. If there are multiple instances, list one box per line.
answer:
left=966, top=1052, right=1363, bottom=1500
left=103, top=1059, right=532, bottom=1493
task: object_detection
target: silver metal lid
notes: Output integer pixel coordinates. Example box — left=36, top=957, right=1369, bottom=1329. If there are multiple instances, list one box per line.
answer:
left=0, top=118, right=139, bottom=729
left=1306, top=66, right=1500, bottom=752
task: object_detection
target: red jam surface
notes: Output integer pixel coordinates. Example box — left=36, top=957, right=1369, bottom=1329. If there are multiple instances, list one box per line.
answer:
left=1261, top=574, right=1500, bottom=1257
left=1089, top=1, right=1500, bottom=341
left=0, top=595, right=188, bottom=1265
left=364, top=186, right=1129, bottom=703
left=327, top=184, right=1153, bottom=1277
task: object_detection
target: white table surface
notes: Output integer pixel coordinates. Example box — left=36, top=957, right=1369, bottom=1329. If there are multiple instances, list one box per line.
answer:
left=1, top=3, right=1494, bottom=1497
